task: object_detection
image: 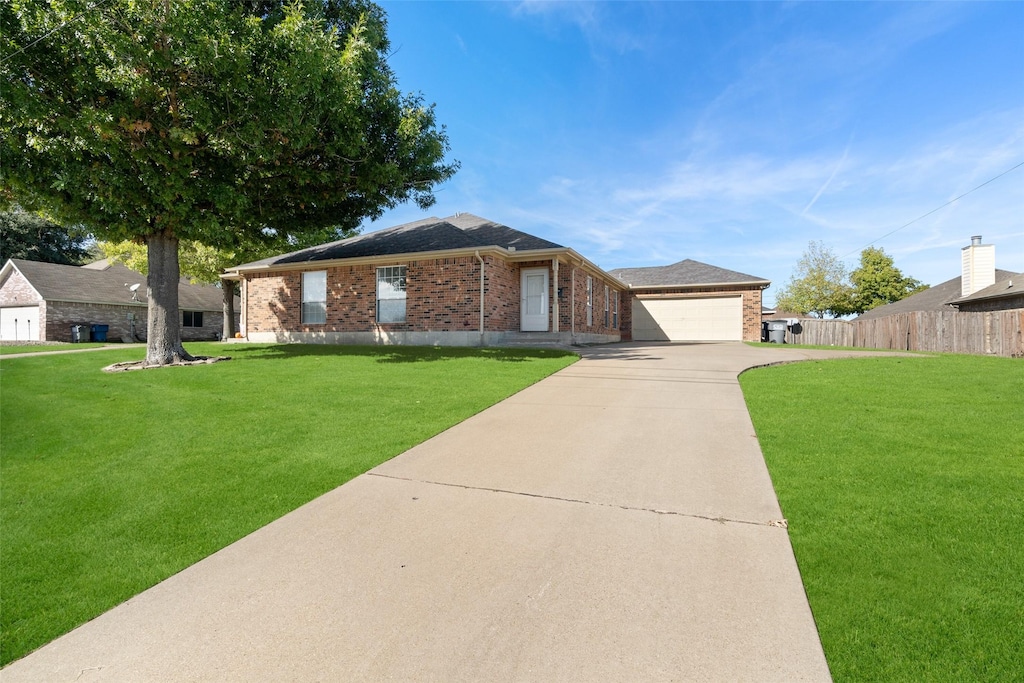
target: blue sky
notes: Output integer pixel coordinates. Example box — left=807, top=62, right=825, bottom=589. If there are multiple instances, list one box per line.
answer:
left=364, top=1, right=1024, bottom=305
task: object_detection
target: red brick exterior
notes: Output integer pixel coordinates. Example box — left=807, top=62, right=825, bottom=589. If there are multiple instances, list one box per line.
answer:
left=620, top=285, right=764, bottom=342
left=242, top=254, right=623, bottom=341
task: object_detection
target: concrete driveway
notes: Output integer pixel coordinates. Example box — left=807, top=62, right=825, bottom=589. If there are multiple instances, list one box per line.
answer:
left=2, top=342, right=868, bottom=682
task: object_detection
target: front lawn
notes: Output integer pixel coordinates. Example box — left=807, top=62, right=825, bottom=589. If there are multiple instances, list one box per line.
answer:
left=740, top=355, right=1023, bottom=682
left=0, top=343, right=577, bottom=665
left=0, top=343, right=109, bottom=355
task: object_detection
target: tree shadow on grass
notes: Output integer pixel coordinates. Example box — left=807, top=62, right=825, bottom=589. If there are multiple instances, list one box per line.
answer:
left=220, top=343, right=578, bottom=364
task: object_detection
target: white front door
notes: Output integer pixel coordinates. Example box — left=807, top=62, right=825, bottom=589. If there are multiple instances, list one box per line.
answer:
left=520, top=269, right=549, bottom=332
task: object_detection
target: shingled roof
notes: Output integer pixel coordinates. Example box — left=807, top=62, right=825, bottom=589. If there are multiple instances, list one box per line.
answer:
left=855, top=269, right=1016, bottom=320
left=2, top=259, right=230, bottom=311
left=607, top=259, right=769, bottom=288
left=231, top=214, right=565, bottom=270
left=948, top=271, right=1024, bottom=306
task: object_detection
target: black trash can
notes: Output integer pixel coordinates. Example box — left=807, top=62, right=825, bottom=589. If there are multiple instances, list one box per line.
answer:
left=767, top=320, right=787, bottom=344
left=71, top=324, right=90, bottom=343
left=760, top=320, right=769, bottom=342
left=90, top=324, right=109, bottom=342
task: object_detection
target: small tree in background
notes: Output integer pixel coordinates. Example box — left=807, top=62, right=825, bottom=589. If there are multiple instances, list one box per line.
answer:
left=0, top=208, right=91, bottom=265
left=774, top=241, right=854, bottom=318
left=849, top=247, right=928, bottom=314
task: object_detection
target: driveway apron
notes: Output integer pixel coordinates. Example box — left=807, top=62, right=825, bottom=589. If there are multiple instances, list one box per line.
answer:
left=3, top=342, right=856, bottom=682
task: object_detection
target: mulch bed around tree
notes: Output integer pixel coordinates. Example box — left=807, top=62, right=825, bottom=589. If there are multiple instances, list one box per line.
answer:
left=103, top=356, right=231, bottom=372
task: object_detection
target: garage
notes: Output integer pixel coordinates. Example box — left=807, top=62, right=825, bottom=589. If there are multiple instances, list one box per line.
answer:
left=632, top=296, right=742, bottom=341
left=1, top=305, right=40, bottom=341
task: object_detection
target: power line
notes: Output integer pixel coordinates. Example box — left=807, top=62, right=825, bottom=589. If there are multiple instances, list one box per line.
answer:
left=843, top=160, right=1024, bottom=258
left=1, top=0, right=114, bottom=67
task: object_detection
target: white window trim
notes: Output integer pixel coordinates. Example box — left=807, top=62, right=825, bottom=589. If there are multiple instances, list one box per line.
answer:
left=376, top=265, right=408, bottom=324
left=604, top=285, right=610, bottom=327
left=301, top=270, right=327, bottom=325
left=613, top=290, right=619, bottom=329
left=586, top=276, right=593, bottom=327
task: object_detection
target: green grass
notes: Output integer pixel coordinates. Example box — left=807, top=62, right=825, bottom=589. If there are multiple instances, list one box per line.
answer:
left=743, top=341, right=922, bottom=353
left=0, top=343, right=577, bottom=665
left=0, top=343, right=110, bottom=355
left=740, top=355, right=1024, bottom=682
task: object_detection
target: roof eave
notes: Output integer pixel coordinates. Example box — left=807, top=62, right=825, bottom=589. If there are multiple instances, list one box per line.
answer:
left=626, top=279, right=771, bottom=290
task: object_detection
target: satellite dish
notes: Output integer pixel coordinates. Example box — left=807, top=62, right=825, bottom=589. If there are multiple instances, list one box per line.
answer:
left=129, top=284, right=141, bottom=292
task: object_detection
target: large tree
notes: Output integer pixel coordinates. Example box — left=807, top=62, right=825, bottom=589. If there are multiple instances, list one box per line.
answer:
left=774, top=241, right=854, bottom=318
left=1, top=0, right=457, bottom=365
left=0, top=207, right=91, bottom=265
left=849, top=246, right=928, bottom=315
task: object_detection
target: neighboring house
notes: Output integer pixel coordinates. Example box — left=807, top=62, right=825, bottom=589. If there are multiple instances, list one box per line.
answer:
left=948, top=272, right=1024, bottom=312
left=224, top=213, right=626, bottom=346
left=609, top=260, right=769, bottom=342
left=0, top=258, right=237, bottom=342
left=857, top=236, right=1017, bottom=321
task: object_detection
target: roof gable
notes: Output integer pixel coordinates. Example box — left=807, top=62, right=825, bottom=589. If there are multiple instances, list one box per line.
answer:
left=608, top=259, right=769, bottom=288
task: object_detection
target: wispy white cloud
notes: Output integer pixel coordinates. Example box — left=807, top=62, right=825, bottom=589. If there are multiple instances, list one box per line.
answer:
left=510, top=1, right=649, bottom=55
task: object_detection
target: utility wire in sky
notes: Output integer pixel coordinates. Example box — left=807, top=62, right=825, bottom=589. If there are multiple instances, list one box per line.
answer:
left=0, top=0, right=113, bottom=66
left=844, top=160, right=1024, bottom=258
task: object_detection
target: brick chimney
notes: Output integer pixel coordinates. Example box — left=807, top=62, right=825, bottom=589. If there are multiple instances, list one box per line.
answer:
left=961, top=235, right=996, bottom=296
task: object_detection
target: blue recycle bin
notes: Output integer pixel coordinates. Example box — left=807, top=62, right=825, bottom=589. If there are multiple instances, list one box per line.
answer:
left=90, top=324, right=109, bottom=342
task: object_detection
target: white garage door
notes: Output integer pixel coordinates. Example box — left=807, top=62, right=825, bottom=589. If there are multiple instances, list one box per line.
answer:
left=1, top=306, right=41, bottom=341
left=632, top=296, right=742, bottom=341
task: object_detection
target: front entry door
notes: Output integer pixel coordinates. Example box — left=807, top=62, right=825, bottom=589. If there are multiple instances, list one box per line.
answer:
left=520, top=268, right=549, bottom=332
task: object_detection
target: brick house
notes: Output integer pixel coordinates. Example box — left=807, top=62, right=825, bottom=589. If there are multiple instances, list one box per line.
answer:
left=0, top=258, right=236, bottom=342
left=225, top=213, right=770, bottom=345
left=609, top=260, right=769, bottom=342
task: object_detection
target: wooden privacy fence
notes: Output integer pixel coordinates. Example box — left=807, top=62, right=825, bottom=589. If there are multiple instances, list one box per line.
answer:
left=783, top=310, right=1024, bottom=357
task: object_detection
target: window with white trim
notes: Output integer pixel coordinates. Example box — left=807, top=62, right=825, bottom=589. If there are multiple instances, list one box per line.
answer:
left=301, top=271, right=327, bottom=324
left=604, top=285, right=610, bottom=327
left=377, top=265, right=407, bottom=323
left=586, top=276, right=593, bottom=327
left=612, top=290, right=619, bottom=328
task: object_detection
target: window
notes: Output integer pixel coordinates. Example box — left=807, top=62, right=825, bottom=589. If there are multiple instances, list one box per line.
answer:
left=302, top=270, right=327, bottom=324
left=586, top=276, right=593, bottom=327
left=612, top=291, right=619, bottom=328
left=182, top=311, right=203, bottom=327
left=604, top=285, right=610, bottom=327
left=377, top=265, right=407, bottom=323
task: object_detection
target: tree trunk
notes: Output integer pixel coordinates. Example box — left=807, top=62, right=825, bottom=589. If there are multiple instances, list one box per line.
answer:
left=222, top=280, right=236, bottom=339
left=145, top=230, right=194, bottom=365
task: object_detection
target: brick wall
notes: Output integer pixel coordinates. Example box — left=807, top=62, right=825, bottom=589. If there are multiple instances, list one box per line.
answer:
left=43, top=301, right=225, bottom=342
left=0, top=269, right=42, bottom=306
left=244, top=256, right=630, bottom=342
left=956, top=295, right=1024, bottom=313
left=247, top=258, right=501, bottom=335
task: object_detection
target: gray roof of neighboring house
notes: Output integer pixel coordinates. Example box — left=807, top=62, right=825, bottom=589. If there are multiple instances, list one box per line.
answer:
left=232, top=214, right=565, bottom=270
left=855, top=269, right=1016, bottom=320
left=3, top=259, right=230, bottom=311
left=607, top=259, right=769, bottom=288
left=949, top=271, right=1024, bottom=306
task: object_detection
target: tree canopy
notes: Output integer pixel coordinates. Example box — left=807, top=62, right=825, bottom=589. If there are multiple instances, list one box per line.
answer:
left=849, top=246, right=928, bottom=314
left=0, top=207, right=91, bottom=265
left=774, top=242, right=928, bottom=318
left=1, top=0, right=457, bottom=364
left=774, top=241, right=854, bottom=318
